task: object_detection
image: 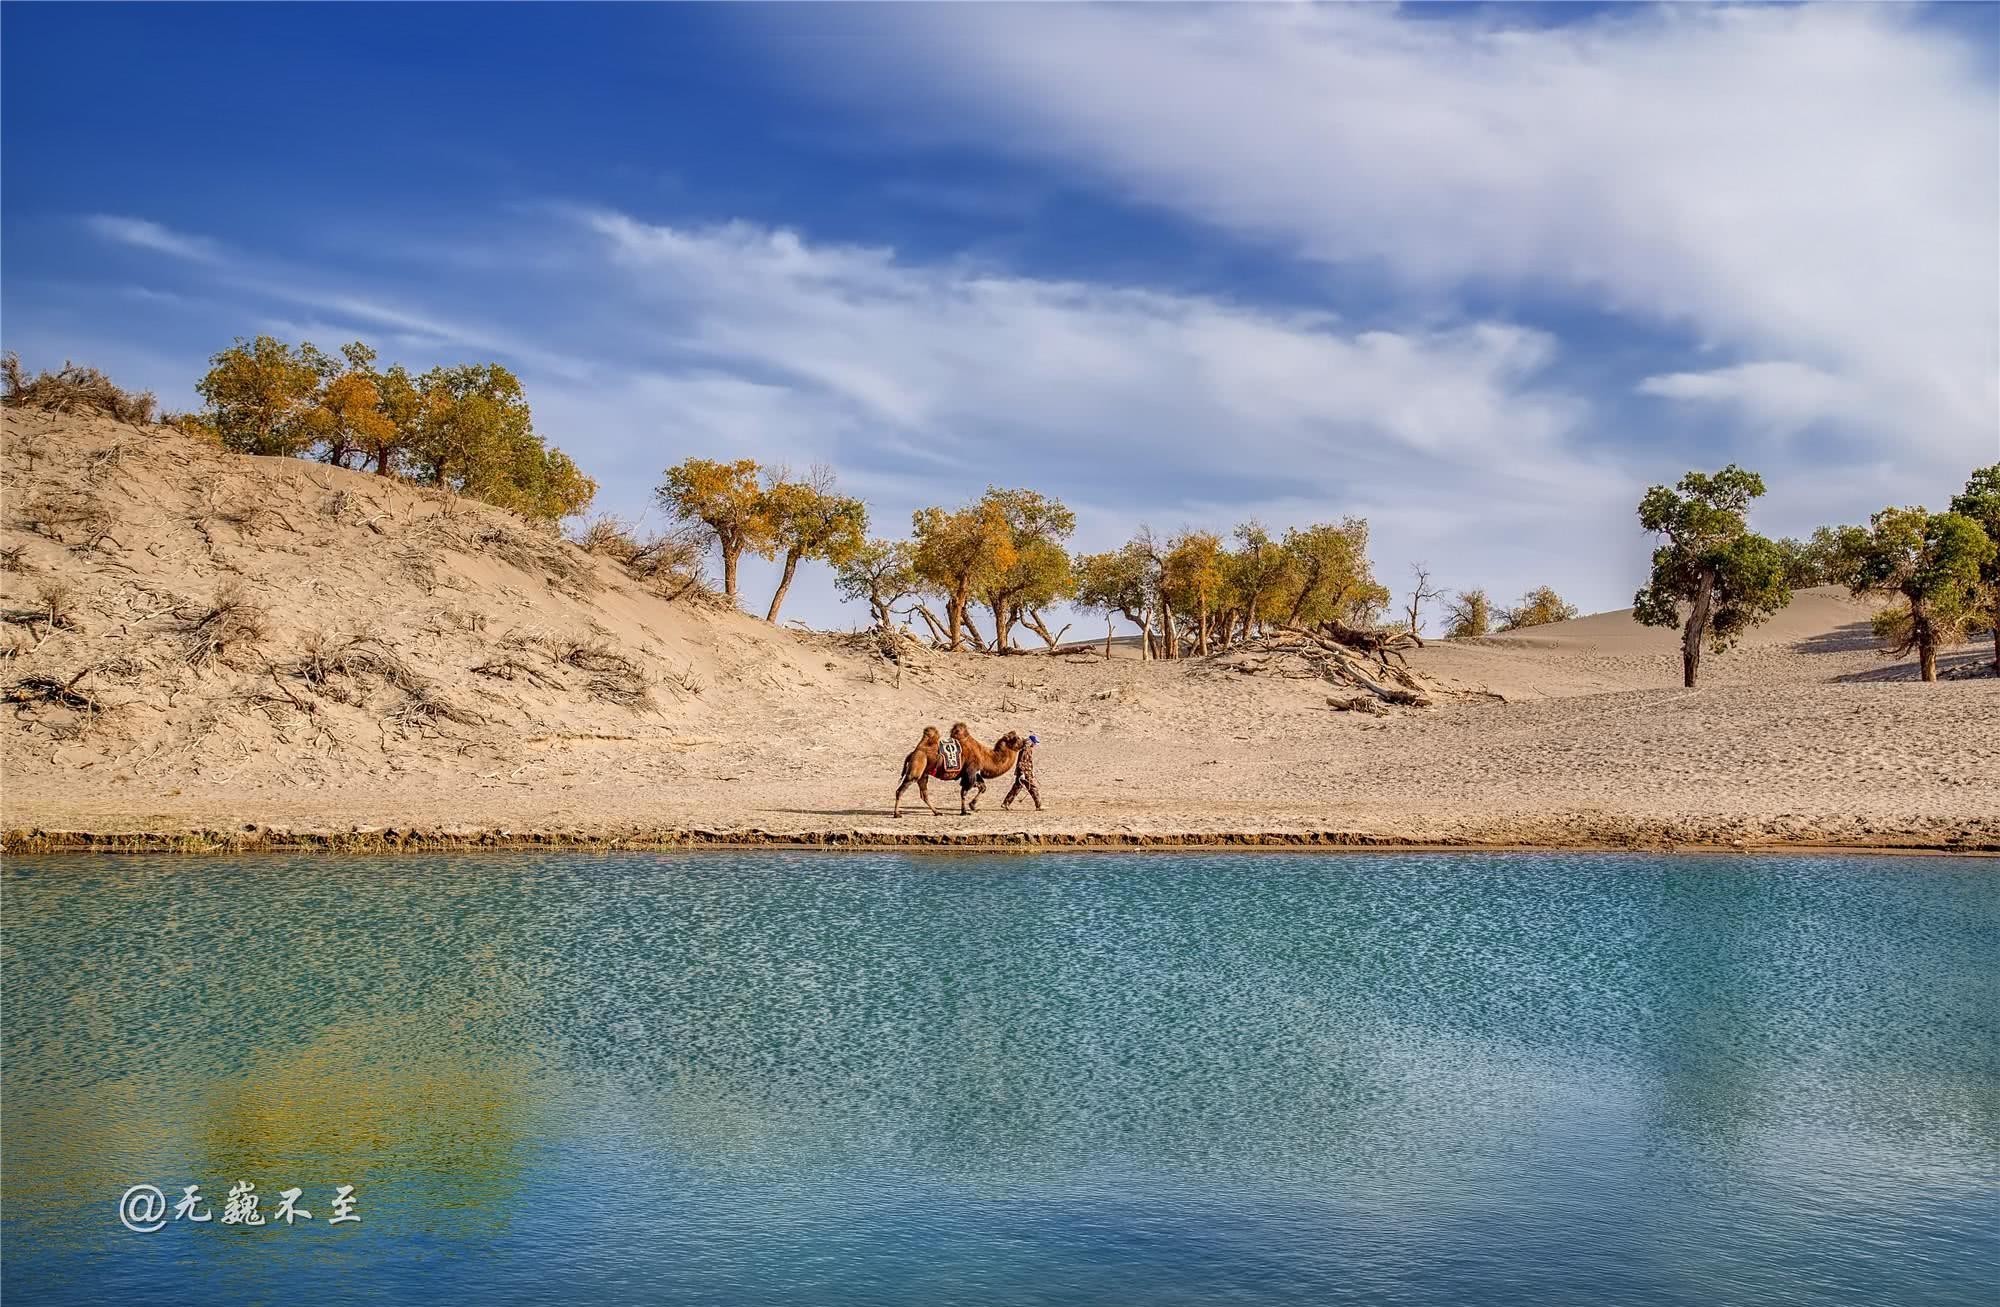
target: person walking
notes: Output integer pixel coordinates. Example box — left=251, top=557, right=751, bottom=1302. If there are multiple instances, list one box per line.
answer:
left=1003, top=733, right=1042, bottom=811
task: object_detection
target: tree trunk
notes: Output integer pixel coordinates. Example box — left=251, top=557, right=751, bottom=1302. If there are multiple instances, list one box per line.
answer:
left=990, top=600, right=1010, bottom=653
left=1196, top=600, right=1209, bottom=655
left=960, top=609, right=990, bottom=653
left=764, top=549, right=802, bottom=622
left=1160, top=596, right=1178, bottom=660
left=721, top=545, right=741, bottom=601
left=1919, top=632, right=1938, bottom=682
left=1991, top=601, right=1999, bottom=673
left=1680, top=568, right=1716, bottom=688
left=1105, top=621, right=1114, bottom=660
left=945, top=591, right=966, bottom=650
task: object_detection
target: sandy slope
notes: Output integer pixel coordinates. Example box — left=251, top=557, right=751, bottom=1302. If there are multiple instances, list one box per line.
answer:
left=3, top=410, right=1996, bottom=852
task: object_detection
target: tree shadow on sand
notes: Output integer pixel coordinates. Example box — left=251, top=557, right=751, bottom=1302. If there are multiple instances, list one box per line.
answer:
left=1791, top=620, right=1882, bottom=655
left=1832, top=648, right=1993, bottom=683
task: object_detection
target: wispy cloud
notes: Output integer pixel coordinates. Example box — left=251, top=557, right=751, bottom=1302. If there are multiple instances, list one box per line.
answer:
left=83, top=215, right=222, bottom=264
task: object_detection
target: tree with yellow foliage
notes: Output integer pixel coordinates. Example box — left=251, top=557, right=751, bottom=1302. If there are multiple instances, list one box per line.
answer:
left=657, top=458, right=772, bottom=603
left=911, top=496, right=1016, bottom=650
left=974, top=487, right=1076, bottom=651
left=364, top=363, right=421, bottom=475
left=1274, top=518, right=1387, bottom=627
left=195, top=335, right=327, bottom=455
left=762, top=466, right=869, bottom=623
left=402, top=362, right=594, bottom=525
left=1162, top=530, right=1225, bottom=655
left=302, top=342, right=395, bottom=470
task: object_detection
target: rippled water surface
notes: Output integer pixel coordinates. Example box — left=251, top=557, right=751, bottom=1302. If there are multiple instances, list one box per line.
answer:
left=3, top=852, right=1996, bottom=1304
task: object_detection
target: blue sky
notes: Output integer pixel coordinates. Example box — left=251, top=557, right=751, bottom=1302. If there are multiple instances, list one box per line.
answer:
left=5, top=3, right=1996, bottom=632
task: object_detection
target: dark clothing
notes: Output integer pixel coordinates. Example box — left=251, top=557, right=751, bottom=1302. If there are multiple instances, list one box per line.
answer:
left=1003, top=742, right=1041, bottom=810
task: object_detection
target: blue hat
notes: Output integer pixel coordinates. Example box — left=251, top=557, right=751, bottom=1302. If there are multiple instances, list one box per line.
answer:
left=1028, top=734, right=1039, bottom=745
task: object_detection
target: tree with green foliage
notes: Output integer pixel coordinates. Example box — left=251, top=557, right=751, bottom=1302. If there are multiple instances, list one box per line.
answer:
left=1948, top=465, right=2000, bottom=673
left=1073, top=542, right=1158, bottom=658
left=1633, top=465, right=1793, bottom=687
left=1499, top=585, right=1579, bottom=631
left=761, top=466, right=868, bottom=624
left=834, top=538, right=921, bottom=633
left=657, top=458, right=772, bottom=602
left=1774, top=525, right=1866, bottom=589
left=1847, top=506, right=1994, bottom=681
left=403, top=362, right=592, bottom=524
left=1442, top=588, right=1492, bottom=638
left=1223, top=521, right=1292, bottom=644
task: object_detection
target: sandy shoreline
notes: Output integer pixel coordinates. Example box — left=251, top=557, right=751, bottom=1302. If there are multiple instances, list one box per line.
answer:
left=8, top=829, right=1996, bottom=856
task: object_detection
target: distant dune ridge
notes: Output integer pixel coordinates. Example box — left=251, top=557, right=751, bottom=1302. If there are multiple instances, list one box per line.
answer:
left=2, top=410, right=1995, bottom=852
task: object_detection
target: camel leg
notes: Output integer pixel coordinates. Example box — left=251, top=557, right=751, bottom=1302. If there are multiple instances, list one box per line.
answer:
left=963, top=772, right=986, bottom=814
left=919, top=774, right=936, bottom=815
left=894, top=773, right=914, bottom=817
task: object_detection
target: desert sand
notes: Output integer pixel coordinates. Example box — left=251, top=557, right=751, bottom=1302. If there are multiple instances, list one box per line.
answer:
left=3, top=409, right=1996, bottom=853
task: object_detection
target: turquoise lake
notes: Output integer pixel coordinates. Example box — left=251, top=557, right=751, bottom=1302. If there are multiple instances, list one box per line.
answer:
left=2, top=851, right=1995, bottom=1304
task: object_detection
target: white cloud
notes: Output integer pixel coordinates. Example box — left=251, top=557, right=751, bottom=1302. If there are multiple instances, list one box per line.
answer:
left=779, top=4, right=1999, bottom=472
left=1636, top=361, right=1859, bottom=435
left=579, top=209, right=1593, bottom=490
left=83, top=215, right=221, bottom=264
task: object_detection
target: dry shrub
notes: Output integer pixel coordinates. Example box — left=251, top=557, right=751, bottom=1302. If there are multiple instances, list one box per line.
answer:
left=556, top=637, right=638, bottom=677
left=666, top=660, right=704, bottom=698
left=32, top=577, right=79, bottom=630
left=419, top=507, right=595, bottom=596
left=1, top=543, right=28, bottom=573
left=565, top=641, right=653, bottom=710
left=495, top=628, right=655, bottom=709
left=392, top=545, right=447, bottom=596
left=292, top=631, right=421, bottom=695
left=95, top=653, right=149, bottom=681
left=180, top=581, right=266, bottom=669
left=2, top=352, right=157, bottom=423
left=4, top=429, right=48, bottom=470
left=471, top=655, right=561, bottom=690
left=586, top=673, right=654, bottom=710
left=17, top=489, right=119, bottom=553
left=576, top=517, right=716, bottom=603
left=385, top=683, right=484, bottom=731
left=477, top=521, right=597, bottom=596
left=573, top=515, right=642, bottom=560
left=79, top=441, right=133, bottom=485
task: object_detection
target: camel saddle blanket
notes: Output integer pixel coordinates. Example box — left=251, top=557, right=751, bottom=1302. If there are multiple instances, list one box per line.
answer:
left=932, top=737, right=963, bottom=779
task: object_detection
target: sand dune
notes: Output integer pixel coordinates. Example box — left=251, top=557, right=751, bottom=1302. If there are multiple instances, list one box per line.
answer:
left=3, top=410, right=1995, bottom=852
